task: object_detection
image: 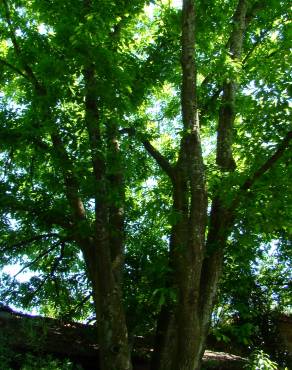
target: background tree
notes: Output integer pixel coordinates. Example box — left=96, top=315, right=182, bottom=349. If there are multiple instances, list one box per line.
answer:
left=0, top=0, right=152, bottom=369
left=0, top=0, right=291, bottom=370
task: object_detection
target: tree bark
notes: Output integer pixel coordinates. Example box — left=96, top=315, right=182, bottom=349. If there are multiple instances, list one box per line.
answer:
left=152, top=0, right=207, bottom=369
left=151, top=1, right=252, bottom=369
left=81, top=66, right=132, bottom=370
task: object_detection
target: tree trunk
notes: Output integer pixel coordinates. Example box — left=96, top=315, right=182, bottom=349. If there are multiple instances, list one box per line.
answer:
left=151, top=1, right=251, bottom=369
left=81, top=236, right=132, bottom=370
left=81, top=66, right=132, bottom=370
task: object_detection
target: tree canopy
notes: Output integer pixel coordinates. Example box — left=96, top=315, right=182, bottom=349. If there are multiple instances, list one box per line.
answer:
left=0, top=0, right=291, bottom=369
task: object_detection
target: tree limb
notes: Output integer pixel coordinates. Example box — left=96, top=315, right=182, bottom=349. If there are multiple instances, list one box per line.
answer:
left=142, top=139, right=175, bottom=181
left=203, top=131, right=292, bottom=312
left=1, top=32, right=87, bottom=223
left=2, top=0, right=43, bottom=91
left=1, top=233, right=61, bottom=253
left=26, top=242, right=66, bottom=298
left=106, top=122, right=125, bottom=283
left=216, top=0, right=249, bottom=171
left=1, top=194, right=74, bottom=229
left=120, top=127, right=175, bottom=181
left=0, top=57, right=27, bottom=79
left=67, top=293, right=92, bottom=317
left=237, top=130, right=292, bottom=195
left=50, top=133, right=86, bottom=221
left=13, top=240, right=64, bottom=279
left=242, top=28, right=271, bottom=65
left=1, top=5, right=87, bottom=228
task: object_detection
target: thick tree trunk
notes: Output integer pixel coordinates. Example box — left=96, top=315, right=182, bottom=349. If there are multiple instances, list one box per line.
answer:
left=151, top=0, right=206, bottom=368
left=81, top=236, right=132, bottom=370
left=151, top=1, right=252, bottom=370
left=81, top=66, right=132, bottom=370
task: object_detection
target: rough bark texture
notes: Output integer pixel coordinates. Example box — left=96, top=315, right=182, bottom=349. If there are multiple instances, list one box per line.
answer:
left=151, top=1, right=207, bottom=369
left=150, top=1, right=252, bottom=369
left=216, top=0, right=248, bottom=171
left=81, top=65, right=132, bottom=370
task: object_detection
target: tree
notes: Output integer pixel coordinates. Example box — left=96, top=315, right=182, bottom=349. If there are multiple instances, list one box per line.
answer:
left=0, top=1, right=291, bottom=370
left=145, top=1, right=291, bottom=369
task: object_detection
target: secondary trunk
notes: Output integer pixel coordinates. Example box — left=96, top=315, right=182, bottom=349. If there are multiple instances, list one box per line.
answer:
left=151, top=1, right=251, bottom=369
left=82, top=240, right=132, bottom=370
left=81, top=65, right=132, bottom=370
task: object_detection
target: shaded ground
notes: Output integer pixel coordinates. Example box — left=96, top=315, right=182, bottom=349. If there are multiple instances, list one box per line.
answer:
left=0, top=306, right=247, bottom=369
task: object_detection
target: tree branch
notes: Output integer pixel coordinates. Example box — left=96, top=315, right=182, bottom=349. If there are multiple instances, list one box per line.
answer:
left=142, top=139, right=175, bottom=181
left=67, top=293, right=92, bottom=317
left=227, top=130, right=292, bottom=216
left=216, top=0, right=249, bottom=172
left=0, top=57, right=27, bottom=79
left=106, top=122, right=125, bottom=283
left=181, top=0, right=197, bottom=132
left=1, top=193, right=74, bottom=229
left=242, top=28, right=271, bottom=65
left=26, top=242, right=66, bottom=298
left=239, top=130, right=292, bottom=193
left=3, top=2, right=86, bottom=223
left=13, top=240, right=64, bottom=279
left=2, top=0, right=43, bottom=91
left=120, top=127, right=175, bottom=181
left=1, top=233, right=61, bottom=253
left=50, top=133, right=86, bottom=221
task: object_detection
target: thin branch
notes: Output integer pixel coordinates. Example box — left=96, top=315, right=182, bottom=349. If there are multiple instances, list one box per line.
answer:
left=1, top=2, right=88, bottom=263
left=2, top=195, right=74, bottom=229
left=2, top=2, right=85, bottom=223
left=51, top=242, right=65, bottom=275
left=67, top=293, right=92, bottom=317
left=1, top=233, right=61, bottom=253
left=3, top=239, right=66, bottom=302
left=231, top=130, right=292, bottom=209
left=26, top=241, right=66, bottom=298
left=32, top=137, right=51, bottom=151
left=240, top=131, right=292, bottom=192
left=0, top=57, right=27, bottom=79
left=242, top=28, right=271, bottom=65
left=2, top=0, right=43, bottom=91
left=13, top=241, right=62, bottom=278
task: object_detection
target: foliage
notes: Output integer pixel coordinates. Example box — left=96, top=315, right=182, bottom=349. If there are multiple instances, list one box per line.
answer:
left=210, top=237, right=291, bottom=365
left=0, top=333, right=17, bottom=370
left=245, top=350, right=280, bottom=370
left=0, top=0, right=291, bottom=368
left=0, top=331, right=81, bottom=370
left=21, top=354, right=81, bottom=370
